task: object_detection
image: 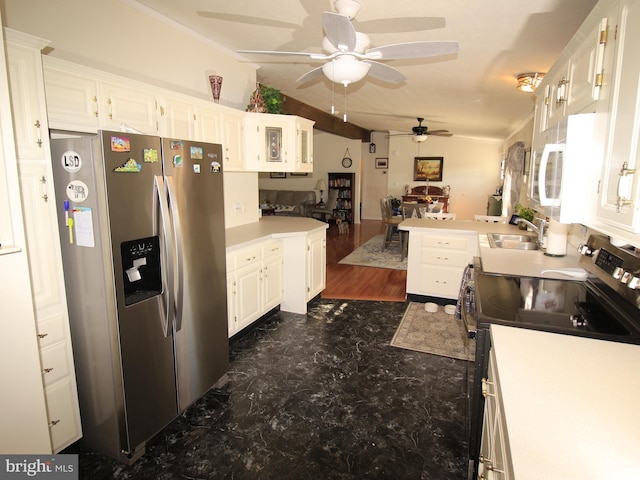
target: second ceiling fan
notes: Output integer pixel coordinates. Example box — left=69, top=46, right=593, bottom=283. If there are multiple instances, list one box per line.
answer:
left=238, top=0, right=459, bottom=86
left=387, top=118, right=453, bottom=142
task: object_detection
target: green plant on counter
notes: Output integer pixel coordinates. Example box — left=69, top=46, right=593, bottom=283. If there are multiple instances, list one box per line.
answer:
left=515, top=203, right=536, bottom=222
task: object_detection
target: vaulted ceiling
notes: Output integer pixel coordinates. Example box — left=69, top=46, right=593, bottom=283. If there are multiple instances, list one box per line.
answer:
left=133, top=0, right=598, bottom=141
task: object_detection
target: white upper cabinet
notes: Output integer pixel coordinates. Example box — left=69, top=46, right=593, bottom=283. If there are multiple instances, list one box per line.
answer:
left=98, top=80, right=159, bottom=134
left=42, top=58, right=313, bottom=173
left=7, top=41, right=49, bottom=160
left=244, top=112, right=315, bottom=173
left=594, top=0, right=640, bottom=236
left=158, top=94, right=197, bottom=140
left=44, top=60, right=100, bottom=132
left=219, top=106, right=245, bottom=172
left=567, top=17, right=611, bottom=115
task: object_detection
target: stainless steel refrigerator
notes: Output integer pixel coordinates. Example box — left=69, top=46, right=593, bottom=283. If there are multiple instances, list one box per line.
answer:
left=50, top=131, right=228, bottom=464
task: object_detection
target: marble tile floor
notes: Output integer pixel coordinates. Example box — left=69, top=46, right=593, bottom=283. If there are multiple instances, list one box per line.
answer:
left=69, top=299, right=471, bottom=479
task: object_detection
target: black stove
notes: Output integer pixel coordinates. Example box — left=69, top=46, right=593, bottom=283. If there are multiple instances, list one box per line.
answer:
left=474, top=270, right=639, bottom=341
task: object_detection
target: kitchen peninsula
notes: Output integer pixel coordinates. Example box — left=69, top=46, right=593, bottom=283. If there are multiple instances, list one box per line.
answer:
left=225, top=216, right=328, bottom=337
left=399, top=218, right=587, bottom=300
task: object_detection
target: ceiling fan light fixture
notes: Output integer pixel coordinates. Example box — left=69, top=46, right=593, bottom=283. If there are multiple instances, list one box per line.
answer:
left=322, top=56, right=371, bottom=85
left=412, top=134, right=428, bottom=143
left=516, top=72, right=545, bottom=93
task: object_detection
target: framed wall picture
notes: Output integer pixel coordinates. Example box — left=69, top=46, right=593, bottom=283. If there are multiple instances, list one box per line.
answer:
left=290, top=172, right=308, bottom=176
left=414, top=156, right=444, bottom=181
left=270, top=172, right=286, bottom=178
left=375, top=157, right=388, bottom=169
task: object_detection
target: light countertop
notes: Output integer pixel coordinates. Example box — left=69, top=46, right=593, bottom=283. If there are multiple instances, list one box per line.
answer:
left=226, top=216, right=328, bottom=250
left=399, top=218, right=587, bottom=280
left=491, top=324, right=640, bottom=480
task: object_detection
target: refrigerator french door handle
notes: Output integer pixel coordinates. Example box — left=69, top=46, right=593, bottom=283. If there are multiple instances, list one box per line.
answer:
left=538, top=143, right=564, bottom=207
left=165, top=176, right=184, bottom=333
left=154, top=175, right=175, bottom=337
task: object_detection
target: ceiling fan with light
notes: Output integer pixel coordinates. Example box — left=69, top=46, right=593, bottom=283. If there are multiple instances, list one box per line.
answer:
left=238, top=0, right=459, bottom=87
left=387, top=117, right=453, bottom=142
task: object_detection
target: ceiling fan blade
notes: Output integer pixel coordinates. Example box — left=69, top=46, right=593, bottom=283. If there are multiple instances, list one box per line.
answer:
left=355, top=17, right=446, bottom=34
left=366, top=41, right=459, bottom=60
left=363, top=61, right=406, bottom=84
left=238, top=49, right=326, bottom=59
left=428, top=131, right=454, bottom=137
left=323, top=12, right=356, bottom=51
left=295, top=66, right=325, bottom=84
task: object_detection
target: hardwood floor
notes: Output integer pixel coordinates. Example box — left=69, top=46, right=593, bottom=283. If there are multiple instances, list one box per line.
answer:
left=322, top=219, right=407, bottom=302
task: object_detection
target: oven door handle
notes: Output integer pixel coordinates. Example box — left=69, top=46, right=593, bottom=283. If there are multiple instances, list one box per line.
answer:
left=461, top=283, right=477, bottom=338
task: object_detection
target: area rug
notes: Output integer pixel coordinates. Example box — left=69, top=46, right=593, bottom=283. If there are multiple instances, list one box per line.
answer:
left=338, top=234, right=407, bottom=270
left=390, top=302, right=475, bottom=361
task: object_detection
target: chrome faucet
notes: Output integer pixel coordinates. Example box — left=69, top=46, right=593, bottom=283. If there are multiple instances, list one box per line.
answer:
left=515, top=217, right=547, bottom=247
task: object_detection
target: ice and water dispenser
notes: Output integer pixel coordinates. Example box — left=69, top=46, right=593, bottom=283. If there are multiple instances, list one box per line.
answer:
left=121, top=236, right=162, bottom=306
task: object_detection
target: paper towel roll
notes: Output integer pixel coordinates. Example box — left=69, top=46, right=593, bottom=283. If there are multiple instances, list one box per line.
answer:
left=545, top=219, right=568, bottom=256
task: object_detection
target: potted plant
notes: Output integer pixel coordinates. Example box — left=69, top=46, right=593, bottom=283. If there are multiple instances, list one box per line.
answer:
left=247, top=84, right=286, bottom=114
left=515, top=203, right=536, bottom=229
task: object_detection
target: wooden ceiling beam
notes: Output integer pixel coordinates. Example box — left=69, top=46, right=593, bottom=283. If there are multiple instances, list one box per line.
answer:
left=282, top=95, right=371, bottom=142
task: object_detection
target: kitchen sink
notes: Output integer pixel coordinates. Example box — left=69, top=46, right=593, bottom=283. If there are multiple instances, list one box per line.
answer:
left=488, top=233, right=539, bottom=250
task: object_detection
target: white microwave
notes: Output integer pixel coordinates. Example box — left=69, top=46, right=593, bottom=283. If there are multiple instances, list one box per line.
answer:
left=529, top=113, right=595, bottom=223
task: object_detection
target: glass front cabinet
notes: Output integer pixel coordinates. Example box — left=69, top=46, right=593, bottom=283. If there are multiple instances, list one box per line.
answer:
left=244, top=113, right=314, bottom=173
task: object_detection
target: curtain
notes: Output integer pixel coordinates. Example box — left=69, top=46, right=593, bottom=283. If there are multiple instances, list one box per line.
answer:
left=502, top=141, right=525, bottom=216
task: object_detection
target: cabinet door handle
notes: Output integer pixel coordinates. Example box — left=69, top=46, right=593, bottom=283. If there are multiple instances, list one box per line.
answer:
left=40, top=175, right=49, bottom=202
left=37, top=333, right=48, bottom=339
left=43, top=367, right=54, bottom=374
left=616, top=162, right=636, bottom=211
left=49, top=419, right=60, bottom=427
left=481, top=377, right=495, bottom=398
left=34, top=120, right=43, bottom=147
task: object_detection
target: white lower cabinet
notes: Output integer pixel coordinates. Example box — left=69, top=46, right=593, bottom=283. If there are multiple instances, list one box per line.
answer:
left=226, top=240, right=283, bottom=337
left=478, top=347, right=513, bottom=480
left=406, top=231, right=478, bottom=299
left=306, top=230, right=326, bottom=301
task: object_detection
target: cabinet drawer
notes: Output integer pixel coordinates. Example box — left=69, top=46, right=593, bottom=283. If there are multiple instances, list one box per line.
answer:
left=422, top=235, right=468, bottom=250
left=261, top=240, right=283, bottom=259
left=422, top=248, right=469, bottom=267
left=40, top=342, right=70, bottom=386
left=36, top=313, right=66, bottom=348
left=230, top=245, right=262, bottom=270
left=419, top=266, right=464, bottom=297
left=45, top=378, right=81, bottom=453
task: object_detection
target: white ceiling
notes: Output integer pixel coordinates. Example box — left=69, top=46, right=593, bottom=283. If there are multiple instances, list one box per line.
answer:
left=133, top=0, right=598, bottom=141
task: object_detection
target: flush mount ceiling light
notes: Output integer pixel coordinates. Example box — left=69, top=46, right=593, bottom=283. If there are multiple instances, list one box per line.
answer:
left=516, top=72, right=545, bottom=93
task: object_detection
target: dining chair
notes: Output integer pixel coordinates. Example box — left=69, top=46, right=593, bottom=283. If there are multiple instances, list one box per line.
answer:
left=422, top=213, right=457, bottom=220
left=474, top=214, right=507, bottom=223
left=380, top=197, right=404, bottom=252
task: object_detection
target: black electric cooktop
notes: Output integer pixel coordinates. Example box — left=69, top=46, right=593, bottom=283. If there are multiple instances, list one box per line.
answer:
left=474, top=273, right=640, bottom=341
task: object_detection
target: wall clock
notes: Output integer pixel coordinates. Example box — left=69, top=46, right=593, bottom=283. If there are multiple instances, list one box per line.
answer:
left=342, top=148, right=352, bottom=168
